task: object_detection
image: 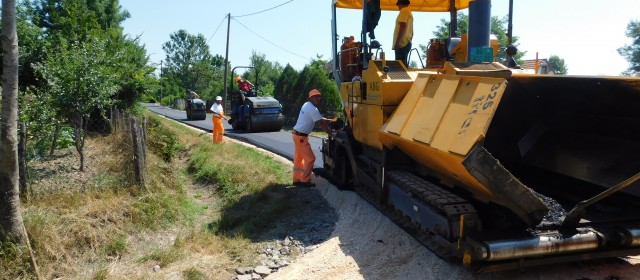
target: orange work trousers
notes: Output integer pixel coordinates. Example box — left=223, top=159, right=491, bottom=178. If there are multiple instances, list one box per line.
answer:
left=292, top=133, right=314, bottom=183
left=212, top=115, right=224, bottom=144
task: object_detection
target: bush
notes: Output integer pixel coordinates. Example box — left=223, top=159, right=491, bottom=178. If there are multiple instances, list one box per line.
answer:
left=146, top=117, right=184, bottom=162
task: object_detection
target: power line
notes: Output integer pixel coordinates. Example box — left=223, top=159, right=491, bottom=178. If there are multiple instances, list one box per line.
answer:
left=231, top=17, right=311, bottom=61
left=234, top=0, right=294, bottom=18
left=207, top=15, right=228, bottom=44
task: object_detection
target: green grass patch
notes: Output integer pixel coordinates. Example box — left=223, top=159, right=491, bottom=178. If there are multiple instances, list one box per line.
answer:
left=184, top=133, right=295, bottom=237
left=138, top=235, right=194, bottom=268
left=187, top=141, right=290, bottom=204
left=132, top=192, right=201, bottom=230
left=0, top=241, right=32, bottom=279
left=103, top=234, right=128, bottom=257
left=183, top=267, right=208, bottom=280
left=211, top=184, right=293, bottom=237
left=139, top=247, right=184, bottom=268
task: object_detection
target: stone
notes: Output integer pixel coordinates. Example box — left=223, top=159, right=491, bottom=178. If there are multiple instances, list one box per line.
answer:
left=153, top=265, right=161, bottom=272
left=251, top=273, right=262, bottom=279
left=267, top=261, right=279, bottom=269
left=283, top=237, right=292, bottom=246
left=237, top=275, right=252, bottom=280
left=236, top=267, right=253, bottom=275
left=280, top=247, right=290, bottom=255
left=254, top=266, right=272, bottom=276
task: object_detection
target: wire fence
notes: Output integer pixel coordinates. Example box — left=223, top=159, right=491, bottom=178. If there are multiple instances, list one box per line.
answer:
left=110, top=108, right=147, bottom=189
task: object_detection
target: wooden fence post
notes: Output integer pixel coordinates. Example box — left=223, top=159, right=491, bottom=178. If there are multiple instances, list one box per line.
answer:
left=130, top=116, right=146, bottom=188
left=18, top=122, right=28, bottom=197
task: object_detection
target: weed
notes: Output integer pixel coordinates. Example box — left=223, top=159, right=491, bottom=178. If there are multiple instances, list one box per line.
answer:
left=183, top=267, right=208, bottom=280
left=92, top=266, right=109, bottom=280
left=147, top=115, right=185, bottom=162
left=139, top=246, right=184, bottom=267
left=0, top=240, right=32, bottom=279
left=104, top=234, right=128, bottom=257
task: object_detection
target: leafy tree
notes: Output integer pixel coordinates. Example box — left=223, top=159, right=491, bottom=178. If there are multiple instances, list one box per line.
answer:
left=0, top=0, right=28, bottom=244
left=86, top=0, right=130, bottom=29
left=33, top=0, right=129, bottom=42
left=547, top=55, right=568, bottom=75
left=421, top=13, right=525, bottom=65
left=0, top=2, right=58, bottom=158
left=162, top=29, right=223, bottom=100
left=274, top=64, right=299, bottom=122
left=286, top=59, right=342, bottom=125
left=0, top=2, right=49, bottom=91
left=108, top=32, right=157, bottom=109
left=36, top=33, right=118, bottom=171
left=245, top=51, right=283, bottom=97
left=19, top=0, right=153, bottom=160
left=618, top=20, right=640, bottom=76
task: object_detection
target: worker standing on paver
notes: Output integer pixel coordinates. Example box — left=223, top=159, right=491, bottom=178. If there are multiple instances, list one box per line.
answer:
left=210, top=96, right=229, bottom=143
left=291, top=89, right=332, bottom=186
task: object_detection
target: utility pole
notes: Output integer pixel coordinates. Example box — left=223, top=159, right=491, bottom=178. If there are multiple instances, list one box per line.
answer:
left=160, top=60, right=163, bottom=104
left=222, top=13, right=231, bottom=112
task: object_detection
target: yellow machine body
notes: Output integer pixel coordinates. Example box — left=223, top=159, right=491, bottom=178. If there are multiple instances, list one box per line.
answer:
left=378, top=72, right=507, bottom=201
left=341, top=61, right=417, bottom=149
left=327, top=0, right=640, bottom=271
left=341, top=59, right=640, bottom=220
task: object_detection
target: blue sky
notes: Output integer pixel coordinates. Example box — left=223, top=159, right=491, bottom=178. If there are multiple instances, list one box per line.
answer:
left=120, top=0, right=639, bottom=76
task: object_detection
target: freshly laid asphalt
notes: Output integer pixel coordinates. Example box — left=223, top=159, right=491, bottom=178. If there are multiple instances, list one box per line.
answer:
left=143, top=103, right=324, bottom=168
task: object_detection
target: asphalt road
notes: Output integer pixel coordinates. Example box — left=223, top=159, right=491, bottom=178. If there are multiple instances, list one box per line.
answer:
left=143, top=103, right=324, bottom=168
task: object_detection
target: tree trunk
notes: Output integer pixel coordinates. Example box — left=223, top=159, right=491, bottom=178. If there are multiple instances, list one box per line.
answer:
left=49, top=123, right=61, bottom=156
left=18, top=121, right=28, bottom=197
left=73, top=115, right=86, bottom=172
left=0, top=0, right=26, bottom=243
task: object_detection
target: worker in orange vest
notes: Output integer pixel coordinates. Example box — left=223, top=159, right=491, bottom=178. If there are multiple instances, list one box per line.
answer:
left=291, top=89, right=332, bottom=186
left=210, top=96, right=229, bottom=143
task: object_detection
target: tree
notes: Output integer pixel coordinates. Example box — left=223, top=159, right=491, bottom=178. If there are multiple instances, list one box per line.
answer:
left=109, top=32, right=157, bottom=109
left=37, top=33, right=118, bottom=171
left=0, top=0, right=27, bottom=244
left=274, top=64, right=299, bottom=122
left=33, top=0, right=129, bottom=42
left=246, top=51, right=283, bottom=97
left=0, top=2, right=49, bottom=92
left=19, top=0, right=150, bottom=159
left=547, top=55, right=568, bottom=75
left=421, top=13, right=525, bottom=65
left=286, top=58, right=342, bottom=125
left=162, top=30, right=221, bottom=98
left=618, top=20, right=640, bottom=76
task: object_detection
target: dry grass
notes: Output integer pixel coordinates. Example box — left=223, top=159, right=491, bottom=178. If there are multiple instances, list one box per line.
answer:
left=1, top=112, right=293, bottom=279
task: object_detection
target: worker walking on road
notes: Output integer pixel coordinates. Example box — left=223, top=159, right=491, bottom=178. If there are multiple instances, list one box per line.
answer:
left=210, top=96, right=229, bottom=143
left=393, top=0, right=413, bottom=67
left=292, top=89, right=332, bottom=186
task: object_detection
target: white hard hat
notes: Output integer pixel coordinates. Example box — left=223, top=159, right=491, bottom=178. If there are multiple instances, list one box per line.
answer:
left=215, top=96, right=222, bottom=101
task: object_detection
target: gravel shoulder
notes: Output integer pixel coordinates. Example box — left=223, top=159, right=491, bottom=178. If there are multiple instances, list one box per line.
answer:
left=267, top=177, right=640, bottom=280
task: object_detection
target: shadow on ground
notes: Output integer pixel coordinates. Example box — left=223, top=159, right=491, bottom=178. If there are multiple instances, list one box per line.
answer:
left=210, top=183, right=338, bottom=246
